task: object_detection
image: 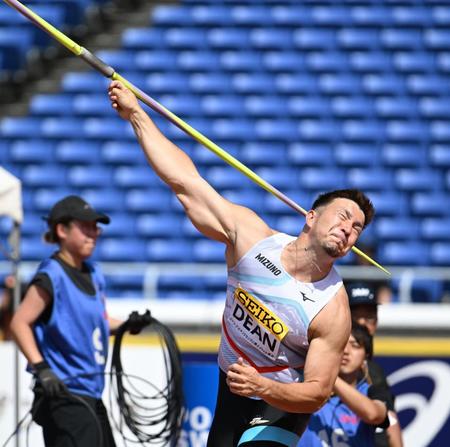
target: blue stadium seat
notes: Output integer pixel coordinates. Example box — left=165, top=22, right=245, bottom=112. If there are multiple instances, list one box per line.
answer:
left=375, top=217, right=420, bottom=240
left=299, top=168, right=346, bottom=191
left=288, top=143, right=333, bottom=166
left=201, top=95, right=244, bottom=117
left=61, top=72, right=109, bottom=93
left=250, top=29, right=295, bottom=50
left=33, top=188, right=73, bottom=211
left=407, top=75, right=450, bottom=95
left=192, top=239, right=224, bottom=262
left=81, top=189, right=125, bottom=213
left=95, top=50, right=136, bottom=72
left=264, top=52, right=306, bottom=72
left=136, top=214, right=181, bottom=237
left=189, top=73, right=233, bottom=93
left=392, top=6, right=432, bottom=26
left=233, top=74, right=276, bottom=94
left=331, top=97, right=375, bottom=119
left=432, top=6, right=450, bottom=25
left=431, top=243, right=450, bottom=266
left=411, top=192, right=450, bottom=216
left=98, top=238, right=147, bottom=262
left=437, top=53, right=450, bottom=73
left=367, top=191, right=408, bottom=216
left=192, top=5, right=233, bottom=26
left=240, top=142, right=286, bottom=166
left=152, top=5, right=193, bottom=26
left=298, top=120, right=342, bottom=142
left=382, top=145, right=427, bottom=167
left=207, top=28, right=251, bottom=49
left=192, top=142, right=239, bottom=165
left=294, top=29, right=337, bottom=50
left=117, top=167, right=165, bottom=190
left=391, top=278, right=443, bottom=303
left=419, top=98, right=450, bottom=119
left=275, top=74, right=319, bottom=94
left=276, top=216, right=303, bottom=235
left=381, top=29, right=423, bottom=50
left=126, top=189, right=172, bottom=213
left=255, top=119, right=299, bottom=141
left=335, top=144, right=380, bottom=167
left=102, top=213, right=135, bottom=236
left=211, top=119, right=257, bottom=140
left=395, top=169, right=442, bottom=191
left=288, top=97, right=331, bottom=118
left=422, top=219, right=450, bottom=241
left=22, top=165, right=67, bottom=187
left=1, top=117, right=42, bottom=138
left=271, top=5, right=313, bottom=26
left=319, top=74, right=363, bottom=95
left=378, top=242, right=430, bottom=266
left=0, top=27, right=33, bottom=70
left=255, top=167, right=299, bottom=190
left=101, top=142, right=147, bottom=165
left=424, top=29, right=450, bottom=50
left=21, top=214, right=47, bottom=236
left=56, top=141, right=102, bottom=164
left=430, top=145, right=450, bottom=167
left=431, top=121, right=450, bottom=143
left=10, top=141, right=55, bottom=164
left=135, top=50, right=177, bottom=71
left=145, top=73, right=189, bottom=93
left=73, top=94, right=113, bottom=117
left=30, top=94, right=74, bottom=115
left=351, top=6, right=392, bottom=26
left=231, top=6, right=273, bottom=26
left=220, top=51, right=262, bottom=72
left=394, top=52, right=436, bottom=73
left=122, top=28, right=165, bottom=49
left=178, top=51, right=220, bottom=72
left=21, top=237, right=54, bottom=261
left=347, top=168, right=394, bottom=191
left=338, top=29, right=381, bottom=50
left=306, top=51, right=350, bottom=72
left=349, top=52, right=393, bottom=73
left=221, top=190, right=264, bottom=210
left=363, top=74, right=406, bottom=95
left=41, top=118, right=83, bottom=138
left=68, top=166, right=112, bottom=188
left=375, top=97, right=419, bottom=119
left=147, top=239, right=193, bottom=262
left=387, top=121, right=429, bottom=143
left=165, top=28, right=207, bottom=49
left=311, top=6, right=352, bottom=26
left=206, top=167, right=253, bottom=190
left=342, top=121, right=386, bottom=142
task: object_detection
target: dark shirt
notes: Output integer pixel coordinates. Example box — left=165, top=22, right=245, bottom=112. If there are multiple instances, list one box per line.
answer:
left=30, top=253, right=95, bottom=323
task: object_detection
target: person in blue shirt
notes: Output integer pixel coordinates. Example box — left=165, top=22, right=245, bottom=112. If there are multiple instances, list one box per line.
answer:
left=10, top=195, right=148, bottom=447
left=298, top=322, right=389, bottom=447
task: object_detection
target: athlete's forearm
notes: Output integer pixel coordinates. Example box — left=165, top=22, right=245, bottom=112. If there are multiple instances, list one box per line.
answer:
left=257, top=377, right=329, bottom=413
left=333, top=377, right=387, bottom=424
left=128, top=108, right=199, bottom=190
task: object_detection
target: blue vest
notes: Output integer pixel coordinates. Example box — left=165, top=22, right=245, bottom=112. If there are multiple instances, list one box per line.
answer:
left=298, top=380, right=376, bottom=447
left=33, top=258, right=109, bottom=399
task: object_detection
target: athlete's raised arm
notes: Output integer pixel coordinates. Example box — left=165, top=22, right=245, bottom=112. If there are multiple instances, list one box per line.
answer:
left=108, top=81, right=271, bottom=264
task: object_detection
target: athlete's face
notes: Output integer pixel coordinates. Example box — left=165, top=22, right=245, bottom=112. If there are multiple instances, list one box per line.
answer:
left=340, top=334, right=367, bottom=376
left=308, top=198, right=365, bottom=259
left=58, top=220, right=101, bottom=259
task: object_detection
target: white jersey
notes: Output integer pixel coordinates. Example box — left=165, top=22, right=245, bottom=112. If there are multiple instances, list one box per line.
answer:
left=218, top=232, right=343, bottom=384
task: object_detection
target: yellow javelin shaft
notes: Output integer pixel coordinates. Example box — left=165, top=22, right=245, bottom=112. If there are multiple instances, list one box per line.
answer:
left=3, top=0, right=390, bottom=275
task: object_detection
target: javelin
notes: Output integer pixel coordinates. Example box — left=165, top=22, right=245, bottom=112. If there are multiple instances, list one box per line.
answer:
left=3, top=0, right=390, bottom=275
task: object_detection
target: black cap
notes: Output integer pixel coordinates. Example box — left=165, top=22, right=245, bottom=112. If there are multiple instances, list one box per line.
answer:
left=346, top=283, right=377, bottom=307
left=45, top=195, right=110, bottom=225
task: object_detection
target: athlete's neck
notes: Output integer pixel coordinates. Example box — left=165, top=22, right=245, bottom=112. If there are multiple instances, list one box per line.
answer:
left=57, top=250, right=83, bottom=270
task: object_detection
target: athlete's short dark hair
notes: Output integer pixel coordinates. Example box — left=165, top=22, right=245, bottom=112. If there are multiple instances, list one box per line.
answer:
left=351, top=321, right=373, bottom=359
left=311, top=189, right=374, bottom=229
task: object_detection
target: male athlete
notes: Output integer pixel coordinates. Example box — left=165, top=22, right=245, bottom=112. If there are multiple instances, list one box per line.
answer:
left=108, top=80, right=375, bottom=446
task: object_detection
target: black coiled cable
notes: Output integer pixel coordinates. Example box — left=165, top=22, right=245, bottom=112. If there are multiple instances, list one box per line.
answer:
left=110, top=310, right=184, bottom=445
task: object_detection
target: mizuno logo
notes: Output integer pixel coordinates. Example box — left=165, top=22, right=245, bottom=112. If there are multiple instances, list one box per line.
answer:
left=300, top=291, right=315, bottom=303
left=249, top=417, right=270, bottom=426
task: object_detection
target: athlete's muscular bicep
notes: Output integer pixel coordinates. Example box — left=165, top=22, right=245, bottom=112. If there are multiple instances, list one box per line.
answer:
left=303, top=288, right=351, bottom=404
left=175, top=175, right=271, bottom=248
